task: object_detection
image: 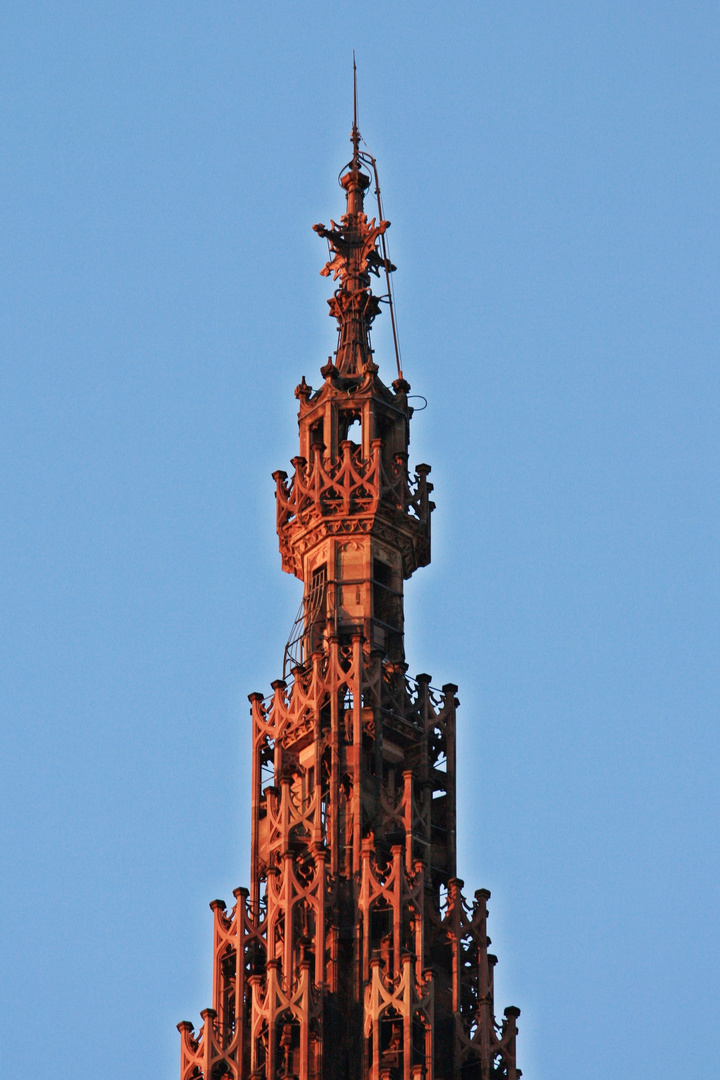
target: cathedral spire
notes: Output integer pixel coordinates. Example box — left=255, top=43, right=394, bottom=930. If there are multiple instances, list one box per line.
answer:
left=179, top=109, right=522, bottom=1080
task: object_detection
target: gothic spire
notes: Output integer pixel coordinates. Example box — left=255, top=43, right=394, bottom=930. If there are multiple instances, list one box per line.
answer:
left=179, top=97, right=522, bottom=1080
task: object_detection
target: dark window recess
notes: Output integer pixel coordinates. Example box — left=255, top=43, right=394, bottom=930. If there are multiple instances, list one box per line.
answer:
left=310, top=419, right=324, bottom=451
left=370, top=905, right=392, bottom=945
left=373, top=560, right=400, bottom=629
left=307, top=564, right=327, bottom=653
left=309, top=562, right=327, bottom=594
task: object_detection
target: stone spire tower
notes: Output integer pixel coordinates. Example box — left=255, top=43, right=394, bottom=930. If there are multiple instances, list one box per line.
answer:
left=178, top=110, right=521, bottom=1080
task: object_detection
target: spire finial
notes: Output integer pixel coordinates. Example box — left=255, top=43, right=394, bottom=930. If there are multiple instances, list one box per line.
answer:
left=313, top=68, right=395, bottom=376
left=351, top=52, right=360, bottom=167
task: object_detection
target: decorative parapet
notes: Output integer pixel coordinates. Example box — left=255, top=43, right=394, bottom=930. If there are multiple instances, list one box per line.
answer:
left=273, top=440, right=433, bottom=576
left=177, top=1007, right=232, bottom=1080
left=444, top=884, right=522, bottom=1080
left=249, top=649, right=451, bottom=756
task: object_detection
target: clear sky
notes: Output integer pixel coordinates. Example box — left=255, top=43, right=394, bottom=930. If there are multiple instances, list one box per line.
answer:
left=1, top=3, right=718, bottom=1078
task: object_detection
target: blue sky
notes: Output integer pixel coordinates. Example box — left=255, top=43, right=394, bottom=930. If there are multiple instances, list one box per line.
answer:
left=1, top=3, right=718, bottom=1078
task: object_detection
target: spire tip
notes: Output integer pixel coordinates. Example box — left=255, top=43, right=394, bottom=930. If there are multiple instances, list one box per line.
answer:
left=351, top=52, right=360, bottom=166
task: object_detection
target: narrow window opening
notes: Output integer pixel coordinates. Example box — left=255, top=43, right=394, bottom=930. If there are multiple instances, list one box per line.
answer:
left=306, top=563, right=327, bottom=655
left=310, top=419, right=325, bottom=451
left=373, top=559, right=398, bottom=628
left=339, top=409, right=361, bottom=446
